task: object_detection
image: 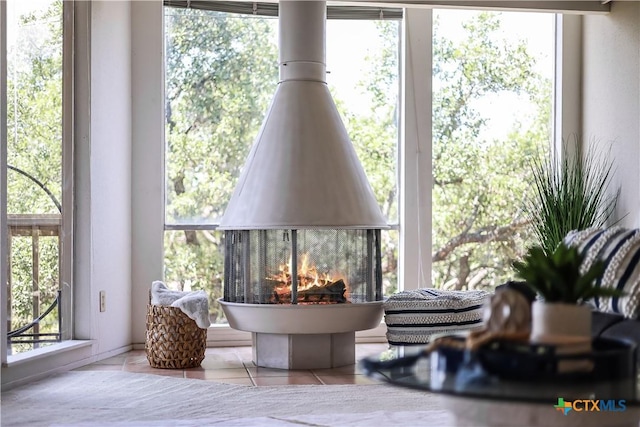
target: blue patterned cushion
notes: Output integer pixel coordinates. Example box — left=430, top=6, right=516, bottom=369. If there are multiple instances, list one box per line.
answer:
left=383, top=288, right=490, bottom=345
left=564, top=227, right=640, bottom=319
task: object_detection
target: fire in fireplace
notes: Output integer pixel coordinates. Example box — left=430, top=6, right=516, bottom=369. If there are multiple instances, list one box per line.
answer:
left=224, top=229, right=382, bottom=306
left=268, top=252, right=348, bottom=304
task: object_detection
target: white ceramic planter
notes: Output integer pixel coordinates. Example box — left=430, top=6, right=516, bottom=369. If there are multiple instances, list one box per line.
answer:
left=530, top=300, right=592, bottom=346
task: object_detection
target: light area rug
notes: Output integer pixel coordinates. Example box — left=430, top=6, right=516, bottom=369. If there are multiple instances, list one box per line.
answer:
left=1, top=371, right=453, bottom=427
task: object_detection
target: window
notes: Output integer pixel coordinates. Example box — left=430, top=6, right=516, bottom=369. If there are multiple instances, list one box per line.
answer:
left=326, top=19, right=400, bottom=298
left=1, top=0, right=73, bottom=358
left=164, top=9, right=279, bottom=324
left=431, top=10, right=554, bottom=291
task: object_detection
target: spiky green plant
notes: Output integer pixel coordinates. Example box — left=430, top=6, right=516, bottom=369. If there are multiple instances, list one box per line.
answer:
left=524, top=137, right=618, bottom=256
left=512, top=243, right=623, bottom=304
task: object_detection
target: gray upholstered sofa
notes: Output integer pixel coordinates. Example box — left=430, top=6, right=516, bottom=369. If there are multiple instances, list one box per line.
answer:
left=566, top=227, right=640, bottom=362
left=592, top=311, right=640, bottom=361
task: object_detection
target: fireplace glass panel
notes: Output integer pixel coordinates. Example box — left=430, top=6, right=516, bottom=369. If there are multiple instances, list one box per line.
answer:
left=224, top=229, right=382, bottom=304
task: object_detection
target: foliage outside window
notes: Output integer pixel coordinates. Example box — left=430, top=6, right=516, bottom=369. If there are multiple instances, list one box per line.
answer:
left=431, top=10, right=553, bottom=291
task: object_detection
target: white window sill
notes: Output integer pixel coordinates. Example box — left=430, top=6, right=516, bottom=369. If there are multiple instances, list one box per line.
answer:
left=2, top=340, right=97, bottom=390
left=5, top=340, right=93, bottom=367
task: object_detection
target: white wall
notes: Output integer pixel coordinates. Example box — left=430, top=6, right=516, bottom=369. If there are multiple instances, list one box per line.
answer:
left=131, top=0, right=165, bottom=345
left=86, top=0, right=133, bottom=352
left=582, top=1, right=640, bottom=227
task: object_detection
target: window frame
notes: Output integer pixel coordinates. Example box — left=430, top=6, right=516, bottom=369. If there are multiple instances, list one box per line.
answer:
left=1, top=0, right=75, bottom=363
left=1, top=0, right=8, bottom=364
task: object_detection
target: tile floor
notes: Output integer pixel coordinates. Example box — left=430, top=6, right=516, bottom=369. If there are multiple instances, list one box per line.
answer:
left=74, top=343, right=390, bottom=386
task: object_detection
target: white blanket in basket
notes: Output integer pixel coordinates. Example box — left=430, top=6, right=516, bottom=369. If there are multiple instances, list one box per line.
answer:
left=151, top=281, right=211, bottom=329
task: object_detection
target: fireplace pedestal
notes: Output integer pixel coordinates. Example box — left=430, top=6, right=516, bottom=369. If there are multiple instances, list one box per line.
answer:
left=253, top=332, right=355, bottom=369
left=218, top=299, right=384, bottom=369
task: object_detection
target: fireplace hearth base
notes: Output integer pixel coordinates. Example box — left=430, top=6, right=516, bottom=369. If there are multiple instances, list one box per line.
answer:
left=218, top=299, right=384, bottom=370
left=253, top=332, right=355, bottom=370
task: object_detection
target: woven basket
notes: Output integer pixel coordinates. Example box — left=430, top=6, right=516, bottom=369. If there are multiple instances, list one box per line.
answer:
left=145, top=297, right=207, bottom=369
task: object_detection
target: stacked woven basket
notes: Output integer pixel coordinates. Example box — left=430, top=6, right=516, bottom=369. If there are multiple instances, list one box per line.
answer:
left=145, top=295, right=207, bottom=369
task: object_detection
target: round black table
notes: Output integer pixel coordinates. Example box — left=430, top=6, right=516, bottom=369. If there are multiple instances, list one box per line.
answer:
left=359, top=337, right=640, bottom=427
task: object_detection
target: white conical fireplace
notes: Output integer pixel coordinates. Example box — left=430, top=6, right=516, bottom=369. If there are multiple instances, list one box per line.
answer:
left=218, top=0, right=386, bottom=370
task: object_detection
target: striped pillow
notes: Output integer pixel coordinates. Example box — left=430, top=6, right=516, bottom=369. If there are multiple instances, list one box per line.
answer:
left=564, top=227, right=640, bottom=319
left=383, top=288, right=490, bottom=345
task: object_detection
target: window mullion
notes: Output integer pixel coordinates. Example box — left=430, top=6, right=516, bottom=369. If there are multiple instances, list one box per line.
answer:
left=60, top=0, right=75, bottom=342
left=553, top=14, right=582, bottom=162
left=399, top=8, right=432, bottom=291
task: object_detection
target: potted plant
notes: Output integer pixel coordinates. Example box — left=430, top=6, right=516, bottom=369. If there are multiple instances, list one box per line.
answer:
left=524, top=137, right=619, bottom=256
left=512, top=242, right=623, bottom=347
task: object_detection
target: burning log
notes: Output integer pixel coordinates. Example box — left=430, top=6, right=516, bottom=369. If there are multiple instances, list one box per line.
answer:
left=265, top=253, right=350, bottom=304
left=268, top=279, right=348, bottom=304
left=267, top=275, right=333, bottom=288
left=299, top=279, right=347, bottom=303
